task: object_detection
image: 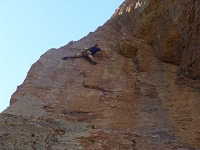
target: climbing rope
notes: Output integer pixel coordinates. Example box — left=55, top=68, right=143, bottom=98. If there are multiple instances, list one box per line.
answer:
left=40, top=125, right=59, bottom=149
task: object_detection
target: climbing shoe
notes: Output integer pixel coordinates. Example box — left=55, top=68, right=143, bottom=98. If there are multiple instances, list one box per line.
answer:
left=93, top=61, right=97, bottom=65
left=62, top=56, right=71, bottom=60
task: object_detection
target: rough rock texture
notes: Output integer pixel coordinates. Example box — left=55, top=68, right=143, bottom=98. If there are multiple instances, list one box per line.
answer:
left=1, top=0, right=200, bottom=149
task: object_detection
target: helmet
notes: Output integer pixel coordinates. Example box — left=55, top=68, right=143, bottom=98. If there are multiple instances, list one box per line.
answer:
left=84, top=47, right=88, bottom=50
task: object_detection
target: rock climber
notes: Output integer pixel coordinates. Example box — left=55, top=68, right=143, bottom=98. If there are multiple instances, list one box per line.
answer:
left=62, top=44, right=102, bottom=65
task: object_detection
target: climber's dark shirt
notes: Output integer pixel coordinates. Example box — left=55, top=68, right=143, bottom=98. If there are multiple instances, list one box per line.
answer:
left=89, top=46, right=101, bottom=55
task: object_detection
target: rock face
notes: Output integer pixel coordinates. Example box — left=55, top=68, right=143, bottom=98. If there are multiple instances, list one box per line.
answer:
left=1, top=0, right=200, bottom=149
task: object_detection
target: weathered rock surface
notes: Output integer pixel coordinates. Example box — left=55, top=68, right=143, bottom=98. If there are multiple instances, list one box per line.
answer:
left=1, top=0, right=200, bottom=149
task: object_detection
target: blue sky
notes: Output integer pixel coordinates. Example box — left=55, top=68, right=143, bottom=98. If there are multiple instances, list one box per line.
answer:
left=0, top=0, right=124, bottom=112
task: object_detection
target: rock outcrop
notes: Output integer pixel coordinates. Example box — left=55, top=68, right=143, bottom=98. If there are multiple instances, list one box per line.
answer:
left=1, top=0, right=200, bottom=149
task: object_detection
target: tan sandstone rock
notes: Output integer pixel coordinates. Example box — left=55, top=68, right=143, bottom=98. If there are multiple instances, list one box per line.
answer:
left=1, top=0, right=200, bottom=149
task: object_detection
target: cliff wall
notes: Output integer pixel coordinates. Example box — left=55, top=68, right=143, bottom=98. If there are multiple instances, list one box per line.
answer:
left=1, top=0, right=200, bottom=149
